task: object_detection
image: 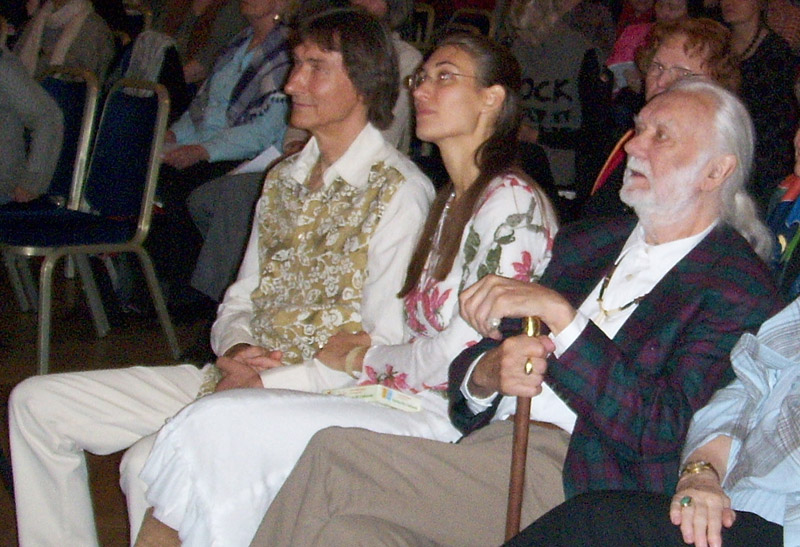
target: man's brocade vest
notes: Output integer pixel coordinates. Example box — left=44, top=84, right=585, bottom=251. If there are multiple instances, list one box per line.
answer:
left=249, top=156, right=404, bottom=364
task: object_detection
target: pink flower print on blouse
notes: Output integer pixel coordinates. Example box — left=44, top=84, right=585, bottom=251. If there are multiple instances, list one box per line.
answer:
left=422, top=380, right=448, bottom=392
left=512, top=251, right=534, bottom=281
left=403, top=286, right=426, bottom=335
left=420, top=283, right=451, bottom=333
left=359, top=364, right=414, bottom=392
left=404, top=277, right=452, bottom=336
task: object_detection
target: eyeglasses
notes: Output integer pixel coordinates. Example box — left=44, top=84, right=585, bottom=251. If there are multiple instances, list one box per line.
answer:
left=405, top=68, right=479, bottom=91
left=646, top=61, right=699, bottom=80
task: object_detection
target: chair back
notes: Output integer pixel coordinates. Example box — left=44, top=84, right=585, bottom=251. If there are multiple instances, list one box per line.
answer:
left=408, top=3, right=435, bottom=53
left=445, top=8, right=496, bottom=37
left=81, top=78, right=169, bottom=243
left=124, top=1, right=153, bottom=34
left=39, top=66, right=99, bottom=205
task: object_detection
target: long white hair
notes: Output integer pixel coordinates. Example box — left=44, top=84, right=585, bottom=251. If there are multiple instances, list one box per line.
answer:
left=670, top=78, right=773, bottom=260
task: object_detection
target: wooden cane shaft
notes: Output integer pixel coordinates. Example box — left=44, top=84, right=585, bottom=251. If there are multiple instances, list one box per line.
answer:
left=505, top=395, right=532, bottom=540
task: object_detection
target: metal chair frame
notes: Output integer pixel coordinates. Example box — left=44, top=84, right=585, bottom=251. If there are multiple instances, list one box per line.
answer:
left=1, top=78, right=180, bottom=373
left=5, top=66, right=99, bottom=313
left=410, top=2, right=436, bottom=53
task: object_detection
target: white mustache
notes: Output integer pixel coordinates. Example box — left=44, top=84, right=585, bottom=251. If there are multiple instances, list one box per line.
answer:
left=624, top=156, right=652, bottom=180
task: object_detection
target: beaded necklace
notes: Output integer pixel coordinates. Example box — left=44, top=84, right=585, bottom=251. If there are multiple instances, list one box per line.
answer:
left=738, top=24, right=765, bottom=61
left=595, top=258, right=649, bottom=323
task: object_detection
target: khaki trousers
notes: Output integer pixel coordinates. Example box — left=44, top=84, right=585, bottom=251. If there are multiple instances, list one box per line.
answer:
left=252, top=420, right=570, bottom=547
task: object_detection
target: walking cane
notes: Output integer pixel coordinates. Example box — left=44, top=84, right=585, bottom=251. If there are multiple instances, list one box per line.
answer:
left=505, top=316, right=540, bottom=541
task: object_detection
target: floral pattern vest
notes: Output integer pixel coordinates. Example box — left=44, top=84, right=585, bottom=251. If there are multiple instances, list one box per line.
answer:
left=197, top=156, right=404, bottom=397
left=248, top=156, right=404, bottom=363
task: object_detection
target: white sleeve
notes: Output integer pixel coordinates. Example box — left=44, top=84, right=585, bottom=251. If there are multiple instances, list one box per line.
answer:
left=209, top=201, right=262, bottom=356
left=360, top=173, right=433, bottom=346
left=363, top=178, right=558, bottom=393
left=459, top=355, right=501, bottom=413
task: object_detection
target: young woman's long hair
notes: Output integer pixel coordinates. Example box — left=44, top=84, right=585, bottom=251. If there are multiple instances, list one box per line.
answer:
left=400, top=32, right=532, bottom=296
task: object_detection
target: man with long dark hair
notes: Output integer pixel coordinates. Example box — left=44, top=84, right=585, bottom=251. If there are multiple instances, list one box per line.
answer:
left=9, top=8, right=434, bottom=546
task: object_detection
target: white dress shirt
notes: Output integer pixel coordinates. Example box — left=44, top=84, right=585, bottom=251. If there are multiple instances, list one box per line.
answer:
left=462, top=222, right=715, bottom=433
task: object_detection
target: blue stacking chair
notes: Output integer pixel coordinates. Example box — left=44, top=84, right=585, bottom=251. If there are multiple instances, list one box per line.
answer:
left=41, top=66, right=99, bottom=204
left=0, top=78, right=180, bottom=374
left=3, top=66, right=99, bottom=312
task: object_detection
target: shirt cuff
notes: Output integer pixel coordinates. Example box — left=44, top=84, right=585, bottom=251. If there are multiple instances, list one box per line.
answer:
left=169, top=116, right=194, bottom=144
left=202, top=140, right=225, bottom=163
left=550, top=311, right=591, bottom=358
left=459, top=355, right=499, bottom=414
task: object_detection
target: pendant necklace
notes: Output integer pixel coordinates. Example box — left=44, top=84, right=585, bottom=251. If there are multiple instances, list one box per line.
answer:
left=739, top=24, right=764, bottom=60
left=594, top=258, right=649, bottom=324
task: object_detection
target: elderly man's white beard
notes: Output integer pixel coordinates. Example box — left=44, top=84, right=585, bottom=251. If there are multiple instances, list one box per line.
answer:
left=620, top=153, right=710, bottom=227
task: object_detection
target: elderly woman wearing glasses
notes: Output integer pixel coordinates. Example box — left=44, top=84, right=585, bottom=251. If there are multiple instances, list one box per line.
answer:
left=134, top=32, right=559, bottom=546
left=583, top=17, right=741, bottom=218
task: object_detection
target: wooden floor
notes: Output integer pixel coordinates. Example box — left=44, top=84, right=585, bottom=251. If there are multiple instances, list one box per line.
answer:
left=0, top=261, right=208, bottom=546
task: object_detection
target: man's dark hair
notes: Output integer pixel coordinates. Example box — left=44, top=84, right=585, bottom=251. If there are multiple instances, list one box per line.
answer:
left=292, top=7, right=399, bottom=130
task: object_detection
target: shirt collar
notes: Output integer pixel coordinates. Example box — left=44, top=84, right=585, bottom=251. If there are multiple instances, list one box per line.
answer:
left=618, top=221, right=717, bottom=264
left=290, top=123, right=386, bottom=189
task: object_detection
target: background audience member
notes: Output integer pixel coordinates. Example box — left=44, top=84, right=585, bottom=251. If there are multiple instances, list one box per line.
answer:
left=507, top=297, right=800, bottom=547
left=765, top=0, right=800, bottom=52
left=151, top=0, right=247, bottom=85
left=145, top=0, right=292, bottom=311
left=607, top=0, right=694, bottom=97
left=251, top=78, right=781, bottom=547
left=14, top=0, right=115, bottom=81
left=723, top=0, right=799, bottom=212
left=616, top=0, right=655, bottom=36
left=159, top=0, right=290, bottom=183
left=766, top=125, right=800, bottom=300
left=494, top=0, right=610, bottom=220
left=583, top=18, right=740, bottom=218
left=134, top=31, right=559, bottom=547
left=0, top=44, right=63, bottom=206
left=563, top=0, right=617, bottom=59
left=0, top=1, right=29, bottom=44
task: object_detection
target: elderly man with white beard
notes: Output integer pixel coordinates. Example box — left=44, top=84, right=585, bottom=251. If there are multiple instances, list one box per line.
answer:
left=249, top=78, right=785, bottom=547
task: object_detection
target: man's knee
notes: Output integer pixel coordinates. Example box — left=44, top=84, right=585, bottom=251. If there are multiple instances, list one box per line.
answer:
left=305, top=427, right=355, bottom=459
left=187, top=182, right=217, bottom=233
left=9, top=375, right=59, bottom=425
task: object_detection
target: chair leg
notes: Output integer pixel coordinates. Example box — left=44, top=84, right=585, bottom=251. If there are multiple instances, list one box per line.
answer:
left=37, top=255, right=59, bottom=375
left=134, top=248, right=181, bottom=359
left=74, top=254, right=110, bottom=338
left=4, top=251, right=31, bottom=312
left=19, top=256, right=39, bottom=308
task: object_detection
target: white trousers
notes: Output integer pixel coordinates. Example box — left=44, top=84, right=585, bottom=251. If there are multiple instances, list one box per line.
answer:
left=8, top=364, right=206, bottom=547
left=139, top=361, right=462, bottom=547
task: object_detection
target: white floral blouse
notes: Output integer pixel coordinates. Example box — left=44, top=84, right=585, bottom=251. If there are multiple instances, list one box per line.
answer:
left=359, top=174, right=559, bottom=403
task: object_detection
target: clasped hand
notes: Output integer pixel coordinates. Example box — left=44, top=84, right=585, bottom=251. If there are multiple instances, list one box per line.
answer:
left=215, top=344, right=283, bottom=392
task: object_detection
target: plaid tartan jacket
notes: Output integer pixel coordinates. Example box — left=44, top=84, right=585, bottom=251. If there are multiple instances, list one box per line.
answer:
left=448, top=216, right=783, bottom=498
